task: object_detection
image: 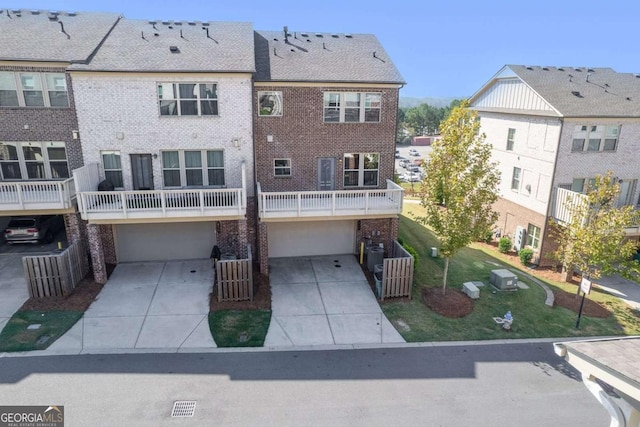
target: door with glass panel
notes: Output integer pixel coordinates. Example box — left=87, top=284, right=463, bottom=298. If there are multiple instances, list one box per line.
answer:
left=318, top=158, right=335, bottom=191
left=130, top=154, right=154, bottom=190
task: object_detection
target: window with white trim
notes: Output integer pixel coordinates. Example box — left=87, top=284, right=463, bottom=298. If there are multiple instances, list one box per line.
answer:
left=511, top=167, right=521, bottom=191
left=258, top=91, right=283, bottom=116
left=157, top=83, right=218, bottom=116
left=161, top=150, right=225, bottom=187
left=506, top=128, right=515, bottom=151
left=571, top=125, right=619, bottom=152
left=571, top=178, right=596, bottom=193
left=526, top=224, right=541, bottom=250
left=274, top=159, right=291, bottom=176
left=343, top=153, right=379, bottom=187
left=101, top=151, right=123, bottom=188
left=323, top=92, right=381, bottom=123
left=0, top=141, right=68, bottom=179
left=0, top=71, right=68, bottom=107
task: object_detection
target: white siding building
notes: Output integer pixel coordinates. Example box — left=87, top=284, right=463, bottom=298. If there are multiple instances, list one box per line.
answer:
left=471, top=65, right=640, bottom=264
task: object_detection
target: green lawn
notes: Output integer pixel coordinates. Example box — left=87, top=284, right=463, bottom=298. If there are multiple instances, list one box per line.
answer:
left=208, top=310, right=271, bottom=347
left=0, top=311, right=83, bottom=352
left=382, top=203, right=640, bottom=342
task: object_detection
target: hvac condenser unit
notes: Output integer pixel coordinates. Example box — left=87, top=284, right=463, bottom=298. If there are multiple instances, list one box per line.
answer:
left=490, top=269, right=518, bottom=290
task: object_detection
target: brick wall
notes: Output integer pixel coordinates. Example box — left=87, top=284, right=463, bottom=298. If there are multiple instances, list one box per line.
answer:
left=254, top=86, right=399, bottom=192
left=0, top=66, right=83, bottom=172
left=355, top=217, right=398, bottom=257
left=71, top=73, right=254, bottom=195
left=493, top=196, right=548, bottom=264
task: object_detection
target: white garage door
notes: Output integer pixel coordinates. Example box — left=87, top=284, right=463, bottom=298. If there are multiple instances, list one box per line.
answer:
left=268, top=220, right=355, bottom=258
left=116, top=222, right=215, bottom=262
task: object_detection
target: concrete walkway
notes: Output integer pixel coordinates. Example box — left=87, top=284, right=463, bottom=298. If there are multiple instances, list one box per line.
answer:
left=0, top=254, right=29, bottom=334
left=264, top=255, right=405, bottom=347
left=594, top=275, right=640, bottom=310
left=42, top=260, right=217, bottom=354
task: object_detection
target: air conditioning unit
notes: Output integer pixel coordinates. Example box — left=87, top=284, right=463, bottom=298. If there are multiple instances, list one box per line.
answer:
left=513, top=226, right=526, bottom=252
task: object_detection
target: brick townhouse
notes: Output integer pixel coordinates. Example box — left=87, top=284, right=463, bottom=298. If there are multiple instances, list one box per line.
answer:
left=0, top=10, right=119, bottom=247
left=252, top=28, right=405, bottom=274
left=470, top=65, right=640, bottom=265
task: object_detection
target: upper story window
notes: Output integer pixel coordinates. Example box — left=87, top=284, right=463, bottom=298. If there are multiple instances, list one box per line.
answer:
left=511, top=167, right=521, bottom=191
left=274, top=159, right=291, bottom=176
left=101, top=151, right=124, bottom=189
left=0, top=141, right=68, bottom=180
left=323, top=92, right=381, bottom=123
left=158, top=83, right=218, bottom=116
left=344, top=153, right=379, bottom=187
left=572, top=125, right=619, bottom=152
left=258, top=91, right=283, bottom=116
left=161, top=150, right=224, bottom=187
left=506, top=128, right=515, bottom=151
left=0, top=71, right=68, bottom=108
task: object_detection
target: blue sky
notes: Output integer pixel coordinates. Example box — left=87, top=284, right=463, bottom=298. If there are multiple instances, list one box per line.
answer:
left=5, top=0, right=640, bottom=99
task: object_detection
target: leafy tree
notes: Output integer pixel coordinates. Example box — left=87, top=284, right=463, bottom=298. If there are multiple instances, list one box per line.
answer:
left=416, top=101, right=500, bottom=294
left=551, top=171, right=640, bottom=290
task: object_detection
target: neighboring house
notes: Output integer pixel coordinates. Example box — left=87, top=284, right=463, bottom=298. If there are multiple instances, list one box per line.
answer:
left=412, top=135, right=440, bottom=146
left=470, top=65, right=640, bottom=265
left=252, top=28, right=405, bottom=274
left=68, top=18, right=256, bottom=282
left=0, top=9, right=119, bottom=242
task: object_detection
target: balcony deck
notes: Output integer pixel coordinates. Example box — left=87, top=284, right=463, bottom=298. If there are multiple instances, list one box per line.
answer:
left=258, top=180, right=403, bottom=221
left=78, top=189, right=246, bottom=222
left=0, top=179, right=76, bottom=213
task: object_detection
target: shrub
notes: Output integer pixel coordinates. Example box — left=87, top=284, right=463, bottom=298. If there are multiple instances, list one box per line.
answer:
left=518, top=248, right=534, bottom=265
left=477, top=229, right=493, bottom=243
left=402, top=242, right=419, bottom=266
left=498, top=236, right=511, bottom=253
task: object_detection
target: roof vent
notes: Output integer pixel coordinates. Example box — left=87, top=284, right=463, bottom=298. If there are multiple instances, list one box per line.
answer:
left=635, top=74, right=640, bottom=78
left=168, top=25, right=173, bottom=29
left=526, top=66, right=533, bottom=70
left=162, top=21, right=170, bottom=25
left=202, top=22, right=210, bottom=26
left=11, top=9, right=21, bottom=13
left=345, top=34, right=353, bottom=38
left=558, top=67, right=565, bottom=71
left=301, top=32, right=308, bottom=37
left=626, top=97, right=632, bottom=101
left=574, top=68, right=583, bottom=72
left=273, top=38, right=278, bottom=41
left=331, top=34, right=339, bottom=38
left=315, top=33, right=323, bottom=37
left=542, top=67, right=549, bottom=71
left=154, top=33, right=159, bottom=37
left=174, top=21, right=182, bottom=25
left=587, top=68, right=594, bottom=73
left=66, top=11, right=77, bottom=16
left=31, top=10, right=41, bottom=15
left=169, top=46, right=180, bottom=53
left=188, top=21, right=196, bottom=25
left=571, top=91, right=583, bottom=98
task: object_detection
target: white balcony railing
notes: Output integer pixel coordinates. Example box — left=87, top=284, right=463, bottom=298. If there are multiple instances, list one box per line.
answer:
left=552, top=187, right=588, bottom=225
left=0, top=178, right=76, bottom=211
left=78, top=188, right=246, bottom=221
left=258, top=179, right=404, bottom=220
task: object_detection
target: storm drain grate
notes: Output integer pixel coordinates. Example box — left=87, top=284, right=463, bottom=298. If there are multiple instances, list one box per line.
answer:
left=171, top=401, right=196, bottom=417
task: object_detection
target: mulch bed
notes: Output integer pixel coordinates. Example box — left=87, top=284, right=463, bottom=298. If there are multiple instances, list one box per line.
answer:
left=422, top=287, right=474, bottom=318
left=553, top=288, right=611, bottom=318
left=209, top=264, right=271, bottom=311
left=18, top=264, right=115, bottom=312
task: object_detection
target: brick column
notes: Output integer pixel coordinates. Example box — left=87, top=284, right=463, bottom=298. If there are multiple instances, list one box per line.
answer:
left=388, top=217, right=399, bottom=250
left=237, top=219, right=248, bottom=258
left=63, top=212, right=82, bottom=244
left=87, top=223, right=107, bottom=284
left=258, top=221, right=269, bottom=275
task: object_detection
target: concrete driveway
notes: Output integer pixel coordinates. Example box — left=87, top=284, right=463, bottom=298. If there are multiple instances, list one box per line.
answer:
left=0, top=254, right=29, bottom=332
left=48, top=260, right=217, bottom=353
left=264, top=255, right=405, bottom=347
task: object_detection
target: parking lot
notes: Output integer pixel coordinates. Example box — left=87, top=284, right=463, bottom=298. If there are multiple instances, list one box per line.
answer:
left=395, top=144, right=432, bottom=181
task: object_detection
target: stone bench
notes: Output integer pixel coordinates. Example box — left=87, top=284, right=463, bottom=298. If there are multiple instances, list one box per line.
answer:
left=462, top=282, right=480, bottom=299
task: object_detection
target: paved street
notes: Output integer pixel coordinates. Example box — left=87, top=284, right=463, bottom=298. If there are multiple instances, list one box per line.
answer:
left=0, top=342, right=608, bottom=426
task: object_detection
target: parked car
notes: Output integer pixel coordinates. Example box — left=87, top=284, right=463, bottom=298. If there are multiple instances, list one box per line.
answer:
left=399, top=159, right=411, bottom=168
left=4, top=215, right=65, bottom=244
left=402, top=171, right=423, bottom=182
left=409, top=150, right=420, bottom=156
left=395, top=149, right=400, bottom=158
left=408, top=148, right=418, bottom=154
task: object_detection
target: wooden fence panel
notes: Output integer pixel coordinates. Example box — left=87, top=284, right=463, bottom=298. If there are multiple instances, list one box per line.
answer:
left=23, top=241, right=89, bottom=298
left=380, top=240, right=414, bottom=301
left=216, top=245, right=253, bottom=302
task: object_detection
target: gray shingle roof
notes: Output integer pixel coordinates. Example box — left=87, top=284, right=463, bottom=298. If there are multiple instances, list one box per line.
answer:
left=70, top=18, right=255, bottom=72
left=254, top=30, right=405, bottom=84
left=0, top=9, right=120, bottom=62
left=507, top=65, right=640, bottom=117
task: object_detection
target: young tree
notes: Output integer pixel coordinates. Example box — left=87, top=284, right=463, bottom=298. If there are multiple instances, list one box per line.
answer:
left=551, top=171, right=640, bottom=291
left=416, top=101, right=500, bottom=294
